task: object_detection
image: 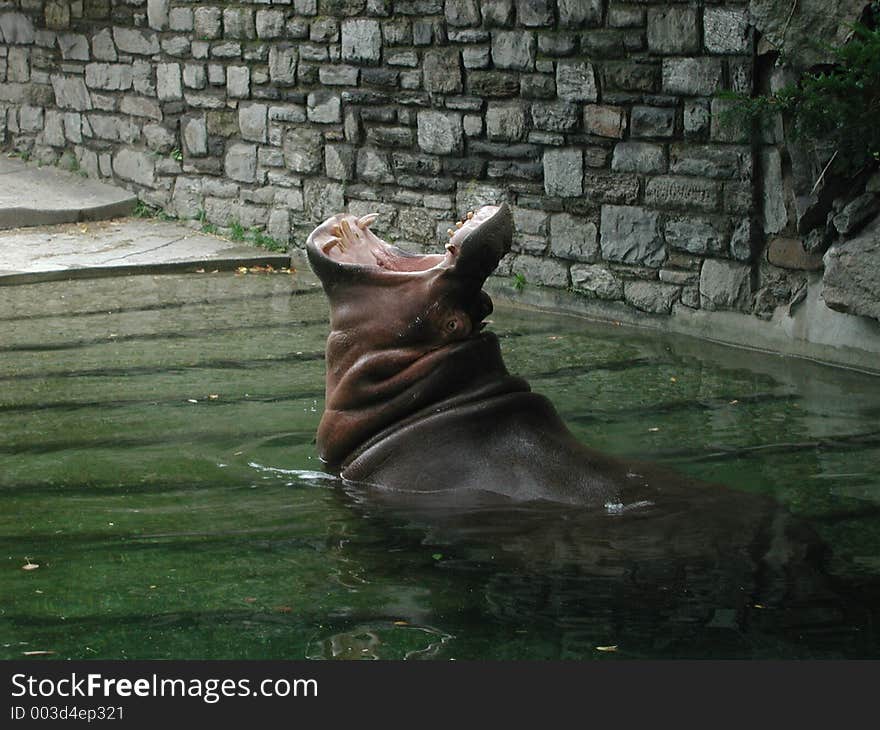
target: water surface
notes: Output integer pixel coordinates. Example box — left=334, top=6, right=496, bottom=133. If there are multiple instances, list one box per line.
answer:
left=1, top=271, right=879, bottom=659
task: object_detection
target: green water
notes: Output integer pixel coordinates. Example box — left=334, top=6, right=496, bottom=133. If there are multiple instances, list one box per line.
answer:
left=1, top=272, right=879, bottom=660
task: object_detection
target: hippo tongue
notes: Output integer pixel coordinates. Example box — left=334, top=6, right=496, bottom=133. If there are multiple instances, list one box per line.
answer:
left=447, top=203, right=513, bottom=284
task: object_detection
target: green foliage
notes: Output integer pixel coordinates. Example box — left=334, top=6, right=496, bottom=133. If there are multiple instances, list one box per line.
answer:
left=228, top=220, right=246, bottom=242
left=133, top=200, right=159, bottom=219
left=170, top=148, right=183, bottom=162
left=512, top=271, right=527, bottom=292
left=723, top=18, right=880, bottom=175
left=249, top=227, right=287, bottom=252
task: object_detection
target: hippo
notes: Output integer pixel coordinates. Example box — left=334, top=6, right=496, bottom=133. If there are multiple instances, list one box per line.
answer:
left=304, top=204, right=749, bottom=507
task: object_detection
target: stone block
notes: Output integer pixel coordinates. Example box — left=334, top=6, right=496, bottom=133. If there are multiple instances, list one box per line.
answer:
left=556, top=60, right=598, bottom=102
left=226, top=66, right=250, bottom=99
left=170, top=8, right=193, bottom=33
left=583, top=105, right=627, bottom=138
left=822, top=216, right=880, bottom=320
left=665, top=217, right=726, bottom=255
left=113, top=27, right=160, bottom=56
left=113, top=148, right=155, bottom=187
left=223, top=7, right=255, bottom=40
left=445, top=0, right=481, bottom=27
left=704, top=7, right=750, bottom=54
left=486, top=103, right=526, bottom=141
left=584, top=172, right=640, bottom=205
left=662, top=58, right=723, bottom=96
left=531, top=102, right=578, bottom=132
left=624, top=281, right=679, bottom=314
left=307, top=91, right=341, bottom=123
left=194, top=7, right=221, bottom=39
left=600, top=205, right=665, bottom=266
left=647, top=6, right=699, bottom=54
left=767, top=236, right=824, bottom=270
left=120, top=96, right=162, bottom=121
left=147, top=0, right=170, bottom=31
left=283, top=126, right=324, bottom=173
left=491, top=31, right=535, bottom=71
left=156, top=63, right=182, bottom=100
left=511, top=254, right=569, bottom=288
left=182, top=115, right=207, bottom=156
left=224, top=143, right=258, bottom=183
left=239, top=103, right=267, bottom=143
left=669, top=143, right=752, bottom=180
left=700, top=259, right=752, bottom=310
left=269, top=45, right=298, bottom=85
left=183, top=64, right=206, bottom=90
left=571, top=264, right=622, bottom=299
left=58, top=33, right=89, bottom=61
left=761, top=148, right=787, bottom=234
left=342, top=19, right=382, bottom=64
left=832, top=193, right=880, bottom=236
left=423, top=48, right=462, bottom=93
left=517, top=0, right=553, bottom=27
left=51, top=75, right=92, bottom=111
left=482, top=0, right=515, bottom=27
left=645, top=176, right=719, bottom=213
left=550, top=213, right=599, bottom=262
left=357, top=147, right=394, bottom=183
left=543, top=148, right=583, bottom=197
left=325, top=144, right=356, bottom=180
left=630, top=105, right=674, bottom=138
left=558, top=0, right=603, bottom=28
left=417, top=110, right=463, bottom=155
left=0, top=12, right=35, bottom=43
left=256, top=10, right=285, bottom=39
left=611, top=142, right=666, bottom=174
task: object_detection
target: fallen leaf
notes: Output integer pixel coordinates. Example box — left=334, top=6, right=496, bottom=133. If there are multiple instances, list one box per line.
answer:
left=670, top=377, right=677, bottom=383
left=243, top=597, right=257, bottom=603
left=274, top=606, right=293, bottom=613
left=595, top=645, right=618, bottom=652
left=208, top=394, right=220, bottom=400
left=393, top=620, right=409, bottom=626
left=729, top=400, right=739, bottom=405
left=648, top=427, right=660, bottom=432
left=187, top=398, right=198, bottom=404
left=23, top=650, right=55, bottom=656
left=22, top=558, right=39, bottom=571
left=236, top=267, right=248, bottom=274
left=195, top=268, right=205, bottom=274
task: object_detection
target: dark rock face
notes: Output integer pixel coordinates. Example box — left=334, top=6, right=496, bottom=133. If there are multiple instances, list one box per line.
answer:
left=823, top=215, right=880, bottom=321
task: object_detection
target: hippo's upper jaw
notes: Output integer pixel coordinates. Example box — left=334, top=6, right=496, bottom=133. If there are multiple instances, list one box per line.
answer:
left=305, top=203, right=512, bottom=285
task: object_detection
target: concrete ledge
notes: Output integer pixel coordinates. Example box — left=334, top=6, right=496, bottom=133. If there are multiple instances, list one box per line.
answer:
left=483, top=274, right=880, bottom=377
left=0, top=155, right=136, bottom=229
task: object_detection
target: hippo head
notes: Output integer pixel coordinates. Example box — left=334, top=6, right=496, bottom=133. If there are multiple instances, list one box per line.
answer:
left=306, top=204, right=521, bottom=467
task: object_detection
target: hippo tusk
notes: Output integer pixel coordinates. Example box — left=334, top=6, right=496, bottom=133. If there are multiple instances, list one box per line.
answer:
left=357, top=214, right=379, bottom=229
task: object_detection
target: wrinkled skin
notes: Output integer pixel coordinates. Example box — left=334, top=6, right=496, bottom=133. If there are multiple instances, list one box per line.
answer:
left=302, top=207, right=879, bottom=652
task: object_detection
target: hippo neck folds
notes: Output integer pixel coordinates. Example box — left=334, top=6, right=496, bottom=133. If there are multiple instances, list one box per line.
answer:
left=306, top=204, right=528, bottom=468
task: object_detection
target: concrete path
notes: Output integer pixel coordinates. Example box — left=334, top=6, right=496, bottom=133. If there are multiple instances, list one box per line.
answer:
left=0, top=154, right=291, bottom=285
left=0, top=154, right=137, bottom=229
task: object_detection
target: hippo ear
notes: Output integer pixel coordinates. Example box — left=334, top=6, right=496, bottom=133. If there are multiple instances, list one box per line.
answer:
left=447, top=203, right=513, bottom=285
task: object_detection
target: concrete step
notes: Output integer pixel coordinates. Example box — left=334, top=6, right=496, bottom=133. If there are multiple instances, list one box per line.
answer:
left=0, top=154, right=137, bottom=229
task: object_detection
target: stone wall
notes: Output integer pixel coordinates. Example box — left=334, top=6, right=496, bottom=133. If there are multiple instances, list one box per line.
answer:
left=1, top=0, right=763, bottom=319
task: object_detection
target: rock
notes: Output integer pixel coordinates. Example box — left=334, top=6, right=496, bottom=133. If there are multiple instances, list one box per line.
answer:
left=283, top=126, right=323, bottom=173
left=156, top=63, right=182, bottom=100
left=41, top=110, right=65, bottom=147
left=88, top=114, right=139, bottom=143
left=748, top=0, right=867, bottom=68
left=307, top=91, right=341, bottom=123
left=238, top=103, right=267, bottom=143
left=700, top=259, right=752, bottom=310
left=704, top=7, right=750, bottom=54
left=543, top=148, right=583, bottom=197
left=325, top=144, right=355, bottom=180
left=510, top=254, right=569, bottom=288
left=51, top=75, right=92, bottom=111
left=571, top=264, right=622, bottom=299
left=630, top=105, right=675, bottom=138
left=600, top=205, right=665, bottom=266
left=662, top=58, right=723, bottom=96
left=767, top=237, right=824, bottom=270
left=226, top=66, right=250, bottom=99
left=113, top=28, right=160, bottom=56
left=91, top=28, right=117, bottom=61
left=730, top=218, right=757, bottom=262
left=665, top=217, right=725, bottom=255
left=549, top=213, right=599, bottom=262
left=357, top=147, right=394, bottom=183
left=342, top=19, right=382, bottom=64
left=513, top=207, right=548, bottom=236
left=611, top=142, right=666, bottom=174
left=147, top=0, right=170, bottom=31
left=645, top=176, right=719, bottom=212
left=517, top=0, right=553, bottom=27
left=256, top=9, right=285, bottom=39
left=467, top=71, right=519, bottom=97
left=532, top=102, right=579, bottom=132
left=423, top=48, right=463, bottom=93
left=58, top=33, right=90, bottom=61
left=0, top=12, right=35, bottom=44
left=556, top=60, right=598, bottom=102
left=558, top=0, right=603, bottom=28
left=417, top=110, right=463, bottom=155
left=822, top=215, right=880, bottom=320
left=143, top=123, right=176, bottom=153
left=223, top=7, right=255, bottom=40
left=624, top=281, right=680, bottom=314
left=647, top=6, right=699, bottom=54
left=224, top=143, right=258, bottom=183
left=583, top=105, right=627, bottom=138
left=113, top=148, right=156, bottom=187
left=269, top=45, right=298, bottom=85
left=683, top=100, right=710, bottom=137
left=670, top=144, right=752, bottom=180
left=491, top=30, right=535, bottom=71
left=170, top=8, right=194, bottom=32
left=486, top=103, right=526, bottom=141
left=832, top=193, right=880, bottom=236
left=445, top=0, right=481, bottom=27
left=182, top=115, right=208, bottom=156
left=194, top=7, right=222, bottom=40
left=762, top=148, right=787, bottom=234
left=120, top=96, right=162, bottom=121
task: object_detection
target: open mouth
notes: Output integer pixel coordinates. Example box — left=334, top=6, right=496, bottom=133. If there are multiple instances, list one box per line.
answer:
left=306, top=204, right=511, bottom=277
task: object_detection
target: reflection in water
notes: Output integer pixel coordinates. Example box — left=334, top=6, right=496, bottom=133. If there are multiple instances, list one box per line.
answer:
left=1, top=273, right=878, bottom=659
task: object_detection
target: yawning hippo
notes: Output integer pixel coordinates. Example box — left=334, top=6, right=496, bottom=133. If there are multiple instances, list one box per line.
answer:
left=305, top=203, right=739, bottom=508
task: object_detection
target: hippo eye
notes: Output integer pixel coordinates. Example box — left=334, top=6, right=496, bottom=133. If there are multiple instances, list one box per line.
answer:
left=446, top=320, right=458, bottom=332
